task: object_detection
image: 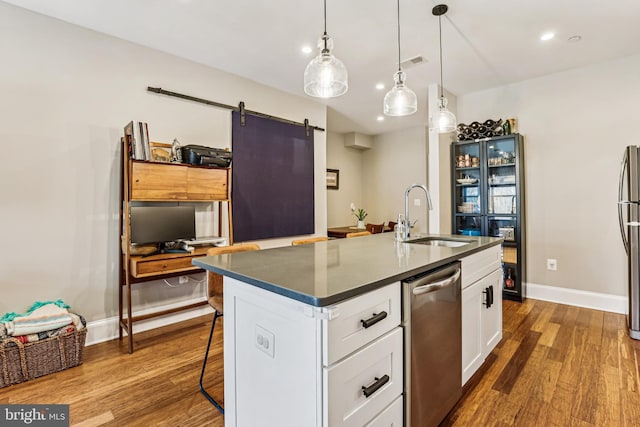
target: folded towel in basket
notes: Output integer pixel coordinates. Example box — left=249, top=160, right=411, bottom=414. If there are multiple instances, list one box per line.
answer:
left=4, top=303, right=73, bottom=337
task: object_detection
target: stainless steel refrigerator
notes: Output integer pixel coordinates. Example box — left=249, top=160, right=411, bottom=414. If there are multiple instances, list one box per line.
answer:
left=619, top=145, right=640, bottom=339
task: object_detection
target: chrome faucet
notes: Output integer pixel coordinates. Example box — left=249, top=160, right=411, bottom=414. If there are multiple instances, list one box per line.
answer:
left=404, top=184, right=433, bottom=241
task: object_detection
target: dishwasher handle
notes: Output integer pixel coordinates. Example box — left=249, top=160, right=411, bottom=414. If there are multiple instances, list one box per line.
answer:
left=411, top=268, right=461, bottom=295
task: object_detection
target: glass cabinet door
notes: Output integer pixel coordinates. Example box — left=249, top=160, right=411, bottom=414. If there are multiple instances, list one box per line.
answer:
left=452, top=142, right=483, bottom=235
left=486, top=138, right=519, bottom=294
left=486, top=137, right=517, bottom=230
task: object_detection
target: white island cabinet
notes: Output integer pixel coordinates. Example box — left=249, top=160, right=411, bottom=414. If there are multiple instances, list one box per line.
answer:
left=223, top=278, right=403, bottom=427
left=191, top=233, right=505, bottom=426
left=461, top=244, right=503, bottom=385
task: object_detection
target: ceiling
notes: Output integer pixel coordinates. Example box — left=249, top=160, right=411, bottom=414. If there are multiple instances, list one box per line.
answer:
left=5, top=0, right=640, bottom=135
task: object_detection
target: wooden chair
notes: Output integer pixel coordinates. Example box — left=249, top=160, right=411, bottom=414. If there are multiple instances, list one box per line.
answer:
left=365, top=223, right=384, bottom=234
left=199, top=243, right=260, bottom=413
left=291, top=236, right=329, bottom=245
left=345, top=231, right=372, bottom=238
left=388, top=221, right=397, bottom=231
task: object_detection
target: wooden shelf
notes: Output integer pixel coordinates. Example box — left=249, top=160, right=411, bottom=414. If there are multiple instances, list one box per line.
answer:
left=129, top=246, right=213, bottom=278
left=503, top=246, right=517, bottom=264
left=118, top=136, right=233, bottom=353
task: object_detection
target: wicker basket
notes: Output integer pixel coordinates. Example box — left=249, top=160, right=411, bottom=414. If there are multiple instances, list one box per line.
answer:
left=0, top=328, right=87, bottom=388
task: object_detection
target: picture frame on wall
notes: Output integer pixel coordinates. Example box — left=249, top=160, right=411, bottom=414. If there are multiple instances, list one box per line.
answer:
left=326, top=169, right=339, bottom=189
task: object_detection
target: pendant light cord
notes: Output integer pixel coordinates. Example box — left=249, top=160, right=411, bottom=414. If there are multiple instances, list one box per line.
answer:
left=438, top=15, right=444, bottom=98
left=396, top=0, right=401, bottom=72
left=321, top=0, right=328, bottom=51
left=323, top=0, right=327, bottom=35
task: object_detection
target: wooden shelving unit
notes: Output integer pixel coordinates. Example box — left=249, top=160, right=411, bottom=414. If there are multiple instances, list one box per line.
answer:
left=118, top=137, right=233, bottom=353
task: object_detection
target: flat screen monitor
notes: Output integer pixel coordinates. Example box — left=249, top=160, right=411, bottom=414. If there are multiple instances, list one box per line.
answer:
left=130, top=206, right=196, bottom=245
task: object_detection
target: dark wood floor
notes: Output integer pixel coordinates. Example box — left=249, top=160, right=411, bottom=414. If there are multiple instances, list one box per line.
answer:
left=1, top=298, right=639, bottom=426
left=0, top=316, right=225, bottom=427
left=443, top=299, right=640, bottom=426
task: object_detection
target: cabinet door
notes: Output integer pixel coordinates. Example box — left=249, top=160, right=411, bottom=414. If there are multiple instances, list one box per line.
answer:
left=482, top=269, right=503, bottom=355
left=130, top=162, right=187, bottom=200
left=461, top=279, right=484, bottom=385
left=462, top=268, right=503, bottom=385
left=187, top=167, right=228, bottom=200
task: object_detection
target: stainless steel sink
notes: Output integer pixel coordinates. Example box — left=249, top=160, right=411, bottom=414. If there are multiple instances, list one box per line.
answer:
left=406, top=237, right=475, bottom=247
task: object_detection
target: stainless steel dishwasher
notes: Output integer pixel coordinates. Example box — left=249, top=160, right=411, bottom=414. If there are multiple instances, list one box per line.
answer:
left=402, top=261, right=462, bottom=427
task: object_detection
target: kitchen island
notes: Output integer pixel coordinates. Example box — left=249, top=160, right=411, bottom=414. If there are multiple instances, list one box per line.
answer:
left=193, top=232, right=503, bottom=427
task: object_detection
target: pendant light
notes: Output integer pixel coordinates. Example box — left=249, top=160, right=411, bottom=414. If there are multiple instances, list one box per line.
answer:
left=304, top=0, right=348, bottom=98
left=429, top=4, right=457, bottom=133
left=383, top=0, right=417, bottom=116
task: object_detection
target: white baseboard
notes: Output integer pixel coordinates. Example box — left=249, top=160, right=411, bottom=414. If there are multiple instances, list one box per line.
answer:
left=84, top=298, right=213, bottom=346
left=526, top=282, right=627, bottom=314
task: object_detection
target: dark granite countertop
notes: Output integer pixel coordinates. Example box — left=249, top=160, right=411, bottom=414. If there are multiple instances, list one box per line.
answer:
left=193, top=233, right=503, bottom=307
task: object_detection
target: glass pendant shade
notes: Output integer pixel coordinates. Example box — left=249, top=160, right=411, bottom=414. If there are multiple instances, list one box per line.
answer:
left=304, top=34, right=348, bottom=98
left=383, top=70, right=417, bottom=116
left=430, top=96, right=457, bottom=133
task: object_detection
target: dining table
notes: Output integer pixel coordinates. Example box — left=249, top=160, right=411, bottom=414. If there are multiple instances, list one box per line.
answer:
left=327, top=225, right=392, bottom=238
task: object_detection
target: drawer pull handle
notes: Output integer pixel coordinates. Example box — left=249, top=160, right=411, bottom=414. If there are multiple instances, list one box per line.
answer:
left=361, top=311, right=387, bottom=329
left=362, top=374, right=390, bottom=398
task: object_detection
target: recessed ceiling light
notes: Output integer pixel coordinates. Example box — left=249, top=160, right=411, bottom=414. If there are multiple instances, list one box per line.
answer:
left=376, top=83, right=385, bottom=90
left=568, top=35, right=582, bottom=43
left=301, top=46, right=312, bottom=54
left=377, top=116, right=384, bottom=122
left=540, top=32, right=555, bottom=41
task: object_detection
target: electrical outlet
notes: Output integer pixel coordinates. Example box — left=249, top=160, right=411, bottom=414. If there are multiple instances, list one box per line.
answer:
left=179, top=276, right=188, bottom=284
left=414, top=198, right=421, bottom=206
left=255, top=325, right=275, bottom=358
left=547, top=259, right=557, bottom=271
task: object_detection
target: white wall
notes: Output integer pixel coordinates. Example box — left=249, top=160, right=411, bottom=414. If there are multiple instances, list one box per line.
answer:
left=0, top=3, right=326, bottom=324
left=458, top=53, right=640, bottom=297
left=326, top=131, right=364, bottom=227
left=428, top=83, right=456, bottom=234
left=326, top=126, right=438, bottom=236
left=362, top=127, right=429, bottom=233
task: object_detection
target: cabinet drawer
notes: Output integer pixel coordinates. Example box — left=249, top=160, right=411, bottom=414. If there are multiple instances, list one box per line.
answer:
left=365, top=395, right=403, bottom=427
left=324, top=328, right=403, bottom=427
left=460, top=245, right=501, bottom=289
left=131, top=162, right=187, bottom=200
left=130, top=254, right=202, bottom=277
left=187, top=167, right=228, bottom=200
left=322, top=282, right=401, bottom=366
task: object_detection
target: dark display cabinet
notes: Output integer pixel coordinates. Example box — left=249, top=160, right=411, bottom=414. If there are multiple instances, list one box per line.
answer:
left=451, top=134, right=526, bottom=301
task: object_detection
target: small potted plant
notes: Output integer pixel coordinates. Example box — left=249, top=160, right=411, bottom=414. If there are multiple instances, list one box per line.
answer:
left=351, top=203, right=368, bottom=229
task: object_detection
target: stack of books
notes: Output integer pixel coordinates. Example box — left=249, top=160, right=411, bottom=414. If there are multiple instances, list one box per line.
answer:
left=124, top=121, right=150, bottom=160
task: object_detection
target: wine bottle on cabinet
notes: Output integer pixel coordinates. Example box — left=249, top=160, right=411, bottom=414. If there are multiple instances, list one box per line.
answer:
left=505, top=268, right=514, bottom=289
